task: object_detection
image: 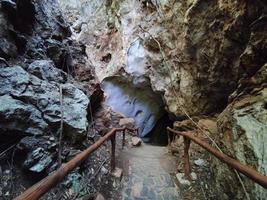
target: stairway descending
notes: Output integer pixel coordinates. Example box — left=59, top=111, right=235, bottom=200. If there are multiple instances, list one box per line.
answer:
left=121, top=144, right=181, bottom=200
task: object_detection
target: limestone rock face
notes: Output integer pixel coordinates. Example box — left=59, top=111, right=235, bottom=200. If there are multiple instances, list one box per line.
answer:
left=59, top=0, right=265, bottom=117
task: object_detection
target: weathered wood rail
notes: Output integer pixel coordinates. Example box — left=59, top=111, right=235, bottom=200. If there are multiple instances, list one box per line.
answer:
left=14, top=127, right=135, bottom=200
left=167, top=127, right=267, bottom=189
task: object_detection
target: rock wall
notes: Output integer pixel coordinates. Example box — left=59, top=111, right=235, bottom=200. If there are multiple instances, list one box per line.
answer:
left=59, top=0, right=267, bottom=199
left=0, top=0, right=102, bottom=175
left=59, top=0, right=265, bottom=116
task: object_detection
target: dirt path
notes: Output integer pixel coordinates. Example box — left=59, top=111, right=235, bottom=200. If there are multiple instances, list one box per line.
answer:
left=120, top=144, right=181, bottom=200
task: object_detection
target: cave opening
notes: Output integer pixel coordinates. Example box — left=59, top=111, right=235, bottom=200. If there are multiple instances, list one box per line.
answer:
left=101, top=76, right=173, bottom=146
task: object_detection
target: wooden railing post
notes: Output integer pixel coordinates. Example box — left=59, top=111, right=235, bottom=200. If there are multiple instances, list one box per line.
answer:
left=110, top=133, right=116, bottom=171
left=183, top=136, right=191, bottom=180
left=122, top=129, right=126, bottom=149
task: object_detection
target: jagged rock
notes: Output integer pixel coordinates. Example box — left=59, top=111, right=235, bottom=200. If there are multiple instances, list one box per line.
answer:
left=0, top=38, right=17, bottom=59
left=44, top=39, right=68, bottom=69
left=0, top=95, right=48, bottom=136
left=131, top=137, right=142, bottom=147
left=119, top=118, right=135, bottom=129
left=27, top=60, right=67, bottom=83
left=23, top=147, right=53, bottom=173
left=17, top=136, right=56, bottom=153
left=63, top=171, right=83, bottom=192
left=0, top=65, right=89, bottom=142
left=101, top=166, right=109, bottom=175
left=60, top=0, right=265, bottom=118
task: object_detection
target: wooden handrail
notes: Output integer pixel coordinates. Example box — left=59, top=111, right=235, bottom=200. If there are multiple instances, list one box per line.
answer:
left=14, top=127, right=128, bottom=200
left=167, top=127, right=267, bottom=189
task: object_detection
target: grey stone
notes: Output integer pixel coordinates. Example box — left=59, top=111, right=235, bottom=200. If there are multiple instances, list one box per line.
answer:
left=0, top=95, right=48, bottom=136
left=175, top=173, right=191, bottom=186
left=119, top=118, right=135, bottom=129
left=27, top=60, right=67, bottom=83
left=23, top=147, right=53, bottom=173
left=0, top=38, right=17, bottom=59
left=101, top=166, right=109, bottom=175
left=63, top=171, right=83, bottom=193
left=194, top=158, right=206, bottom=167
left=191, top=172, right=197, bottom=181
left=0, top=65, right=89, bottom=142
left=112, top=167, right=123, bottom=180
left=17, top=136, right=51, bottom=152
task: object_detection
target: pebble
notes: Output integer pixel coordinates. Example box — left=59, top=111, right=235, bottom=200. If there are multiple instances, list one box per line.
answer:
left=101, top=166, right=109, bottom=175
left=176, top=173, right=191, bottom=186
left=96, top=193, right=105, bottom=200
left=191, top=172, right=197, bottom=181
left=111, top=167, right=123, bottom=180
left=194, top=158, right=206, bottom=167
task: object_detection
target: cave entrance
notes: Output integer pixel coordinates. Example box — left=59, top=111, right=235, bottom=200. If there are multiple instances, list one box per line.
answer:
left=101, top=76, right=173, bottom=146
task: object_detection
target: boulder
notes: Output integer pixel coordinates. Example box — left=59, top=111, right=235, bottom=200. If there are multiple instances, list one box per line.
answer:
left=0, top=64, right=89, bottom=142
left=0, top=95, right=48, bottom=136
left=119, top=118, right=135, bottom=129
left=131, top=137, right=142, bottom=147
left=23, top=147, right=53, bottom=173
